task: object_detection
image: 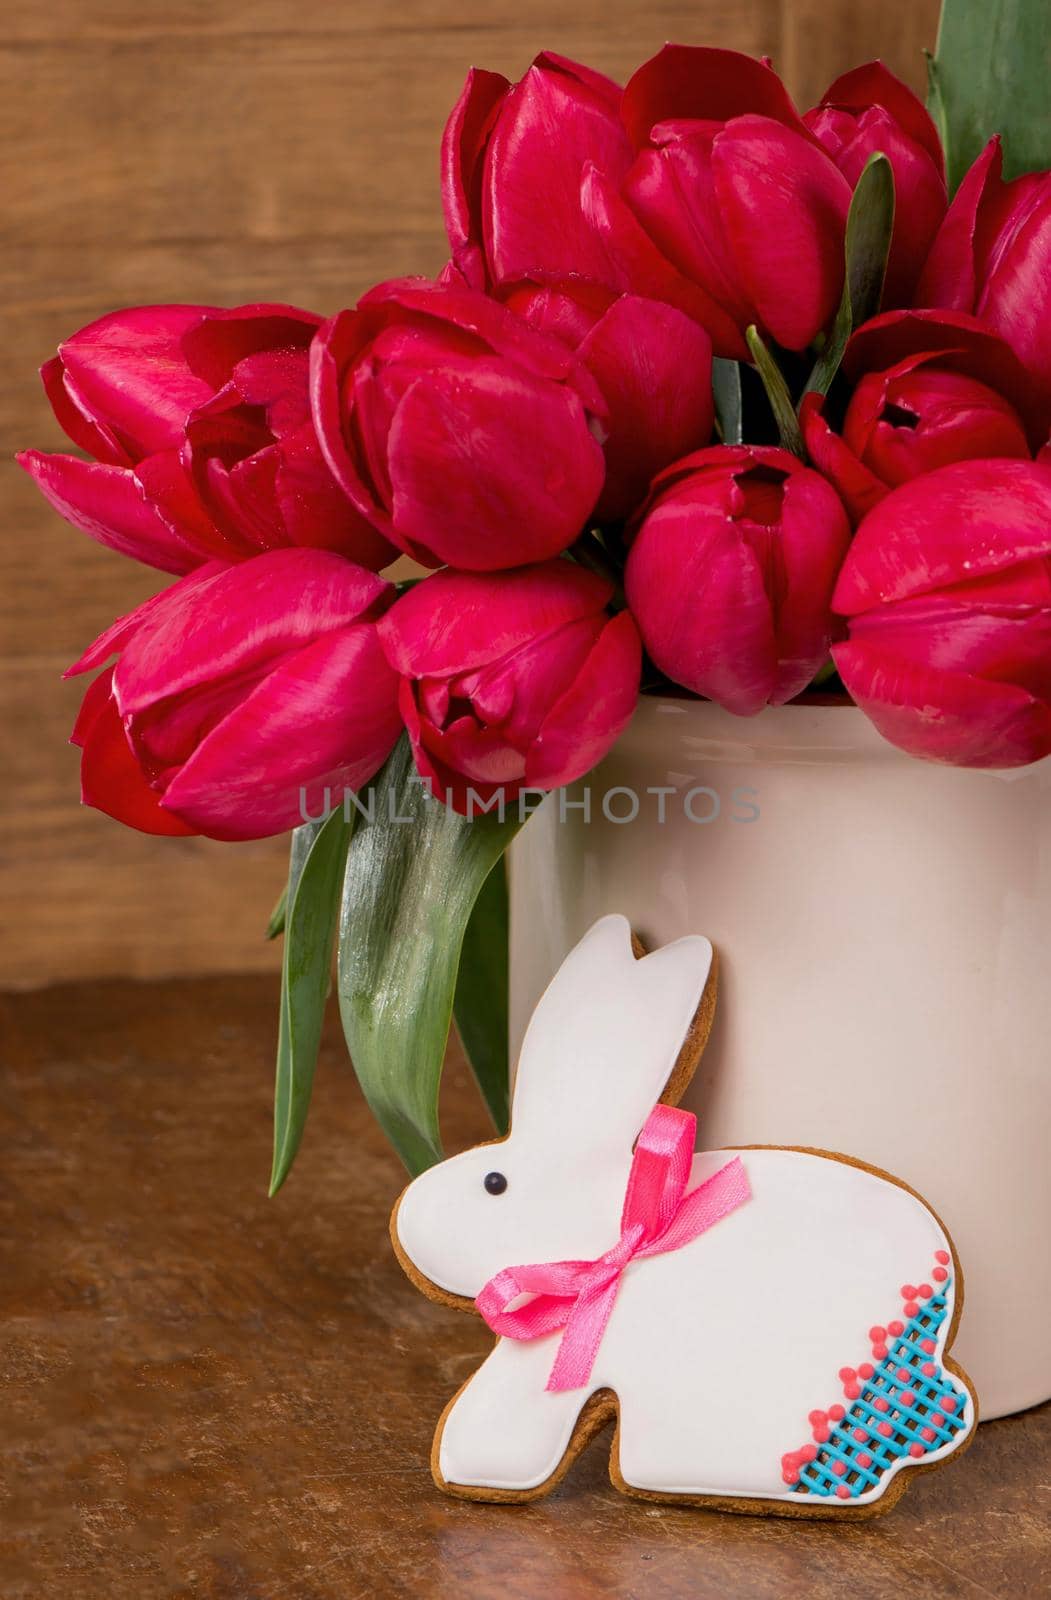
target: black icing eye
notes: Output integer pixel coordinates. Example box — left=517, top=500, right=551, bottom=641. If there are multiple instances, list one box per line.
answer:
left=483, top=1171, right=508, bottom=1196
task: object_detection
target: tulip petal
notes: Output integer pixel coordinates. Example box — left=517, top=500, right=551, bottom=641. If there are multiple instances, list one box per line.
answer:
left=57, top=305, right=216, bottom=457
left=442, top=66, right=513, bottom=260
left=481, top=59, right=633, bottom=285
left=275, top=424, right=397, bottom=567
left=833, top=459, right=1051, bottom=614
left=772, top=469, right=852, bottom=701
left=378, top=563, right=612, bottom=677
left=73, top=668, right=198, bottom=836
left=180, top=303, right=320, bottom=388
left=799, top=390, right=888, bottom=525
left=579, top=294, right=713, bottom=519
left=527, top=611, right=641, bottom=787
left=833, top=639, right=1051, bottom=767
left=386, top=365, right=604, bottom=569
left=159, top=626, right=402, bottom=839
left=977, top=179, right=1051, bottom=391
left=18, top=449, right=201, bottom=574
left=65, top=564, right=225, bottom=678
left=621, top=45, right=802, bottom=150
left=713, top=116, right=851, bottom=352
left=916, top=137, right=1001, bottom=310
left=41, top=357, right=130, bottom=466
left=116, top=549, right=392, bottom=714
left=816, top=62, right=944, bottom=172
left=626, top=500, right=777, bottom=714
left=581, top=163, right=747, bottom=357
left=134, top=448, right=252, bottom=563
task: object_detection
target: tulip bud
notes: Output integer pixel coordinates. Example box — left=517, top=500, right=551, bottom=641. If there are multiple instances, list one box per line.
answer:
left=801, top=310, right=1035, bottom=524
left=833, top=459, right=1051, bottom=768
left=66, top=551, right=402, bottom=838
left=625, top=445, right=851, bottom=714
left=19, top=304, right=393, bottom=575
left=804, top=63, right=947, bottom=303
left=378, top=563, right=641, bottom=814
left=310, top=280, right=607, bottom=571
left=917, top=138, right=1051, bottom=398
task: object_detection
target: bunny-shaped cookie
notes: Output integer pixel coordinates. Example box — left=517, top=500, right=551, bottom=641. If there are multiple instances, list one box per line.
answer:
left=392, top=915, right=975, bottom=1516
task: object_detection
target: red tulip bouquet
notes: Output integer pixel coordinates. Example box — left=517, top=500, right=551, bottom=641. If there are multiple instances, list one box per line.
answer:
left=22, top=1, right=1051, bottom=1181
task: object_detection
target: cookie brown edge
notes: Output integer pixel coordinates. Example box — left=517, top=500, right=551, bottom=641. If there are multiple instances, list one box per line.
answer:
left=390, top=933, right=976, bottom=1518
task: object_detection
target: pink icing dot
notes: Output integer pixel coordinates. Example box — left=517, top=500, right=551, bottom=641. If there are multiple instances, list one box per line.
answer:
left=782, top=1451, right=799, bottom=1467
left=853, top=1427, right=868, bottom=1442
left=839, top=1367, right=856, bottom=1383
left=832, top=1459, right=847, bottom=1476
left=874, top=1397, right=889, bottom=1412
left=783, top=1467, right=799, bottom=1485
left=888, top=1321, right=905, bottom=1337
left=829, top=1404, right=845, bottom=1422
left=901, top=1285, right=917, bottom=1300
left=931, top=1413, right=945, bottom=1428
left=858, top=1363, right=874, bottom=1380
left=921, top=1338, right=936, bottom=1354
left=836, top=1484, right=851, bottom=1499
left=909, top=1442, right=925, bottom=1458
left=935, top=1249, right=950, bottom=1265
left=901, top=1391, right=916, bottom=1407
left=808, top=1409, right=827, bottom=1426
left=857, top=1453, right=872, bottom=1469
left=878, top=1421, right=893, bottom=1437
left=872, top=1343, right=888, bottom=1359
left=932, top=1266, right=948, bottom=1283
left=844, top=1382, right=861, bottom=1400
left=942, top=1395, right=958, bottom=1413
left=921, top=1427, right=936, bottom=1442
left=904, top=1302, right=920, bottom=1318
left=897, top=1367, right=912, bottom=1382
left=869, top=1326, right=886, bottom=1343
left=922, top=1362, right=936, bottom=1378
left=918, top=1284, right=934, bottom=1299
left=801, top=1443, right=818, bottom=1462
left=813, top=1426, right=831, bottom=1443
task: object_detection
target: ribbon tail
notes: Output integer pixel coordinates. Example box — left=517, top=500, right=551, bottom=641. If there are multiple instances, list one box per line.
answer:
left=545, top=1275, right=621, bottom=1393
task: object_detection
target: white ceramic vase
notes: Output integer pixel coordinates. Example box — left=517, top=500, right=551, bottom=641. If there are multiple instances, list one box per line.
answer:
left=508, top=696, right=1051, bottom=1420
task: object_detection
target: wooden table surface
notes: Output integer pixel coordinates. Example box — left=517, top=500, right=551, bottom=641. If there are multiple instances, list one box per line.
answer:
left=3, top=976, right=1048, bottom=1599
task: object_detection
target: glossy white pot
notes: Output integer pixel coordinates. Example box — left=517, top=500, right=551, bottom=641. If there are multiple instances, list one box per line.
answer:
left=509, top=696, right=1051, bottom=1420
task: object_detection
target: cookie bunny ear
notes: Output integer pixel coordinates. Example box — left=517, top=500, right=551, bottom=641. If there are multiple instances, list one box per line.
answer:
left=509, top=914, right=716, bottom=1152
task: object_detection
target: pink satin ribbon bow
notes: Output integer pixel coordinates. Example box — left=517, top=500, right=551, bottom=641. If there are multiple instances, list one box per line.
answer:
left=474, top=1104, right=751, bottom=1393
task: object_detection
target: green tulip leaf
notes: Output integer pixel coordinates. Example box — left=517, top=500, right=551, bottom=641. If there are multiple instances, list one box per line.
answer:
left=265, top=886, right=287, bottom=941
left=712, top=357, right=743, bottom=445
left=337, top=737, right=523, bottom=1175
left=934, top=0, right=1051, bottom=192
left=745, top=327, right=804, bottom=456
left=804, top=152, right=895, bottom=401
left=269, top=810, right=353, bottom=1196
left=453, top=853, right=512, bottom=1134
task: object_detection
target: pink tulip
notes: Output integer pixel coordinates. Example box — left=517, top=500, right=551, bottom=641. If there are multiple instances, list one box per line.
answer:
left=310, top=279, right=607, bottom=570
left=20, top=305, right=394, bottom=575
left=503, top=283, right=714, bottom=519
left=801, top=310, right=1035, bottom=524
left=442, top=53, right=632, bottom=292
left=917, top=138, right=1051, bottom=396
left=625, top=444, right=851, bottom=714
left=377, top=562, right=641, bottom=814
left=66, top=550, right=402, bottom=839
left=804, top=63, right=946, bottom=303
left=587, top=46, right=853, bottom=357
left=833, top=460, right=1051, bottom=767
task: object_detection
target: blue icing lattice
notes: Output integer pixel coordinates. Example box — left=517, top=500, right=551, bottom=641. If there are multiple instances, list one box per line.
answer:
left=792, top=1280, right=967, bottom=1500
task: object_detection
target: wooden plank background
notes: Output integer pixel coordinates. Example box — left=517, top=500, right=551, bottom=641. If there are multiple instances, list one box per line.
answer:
left=0, top=0, right=940, bottom=988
